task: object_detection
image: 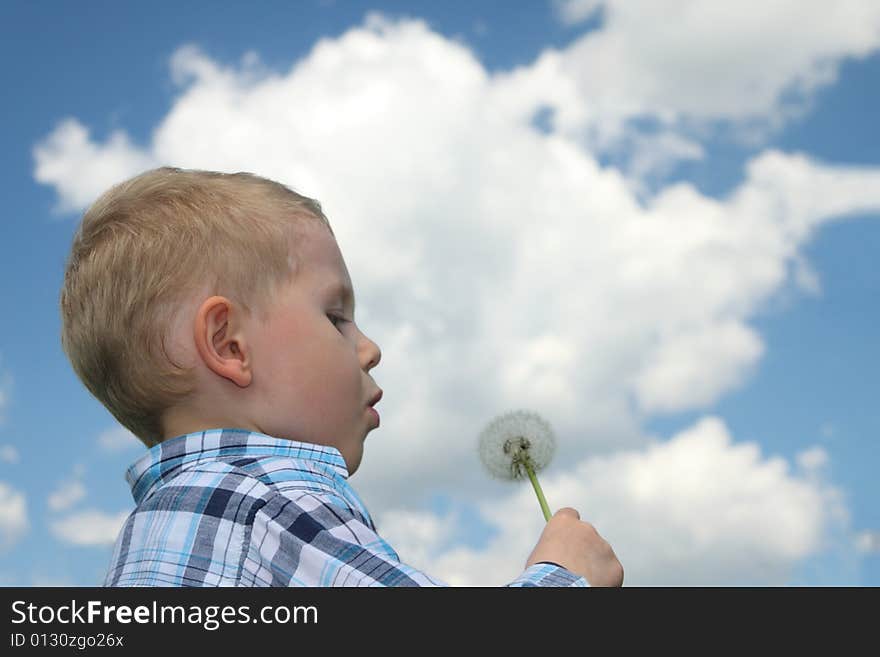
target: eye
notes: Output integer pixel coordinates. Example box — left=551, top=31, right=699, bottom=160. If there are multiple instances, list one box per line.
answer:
left=327, top=314, right=348, bottom=332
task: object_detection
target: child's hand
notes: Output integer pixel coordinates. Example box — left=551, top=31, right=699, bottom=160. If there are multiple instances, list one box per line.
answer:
left=525, top=507, right=624, bottom=586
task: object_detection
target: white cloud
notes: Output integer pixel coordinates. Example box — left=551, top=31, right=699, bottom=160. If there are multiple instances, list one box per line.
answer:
left=47, top=479, right=87, bottom=513
left=556, top=1, right=880, bottom=124
left=542, top=1, right=880, bottom=173
left=375, top=508, right=459, bottom=568
left=796, top=445, right=829, bottom=473
left=384, top=417, right=846, bottom=585
left=554, top=0, right=605, bottom=26
left=49, top=510, right=129, bottom=547
left=633, top=320, right=764, bottom=413
left=792, top=254, right=822, bottom=296
left=32, top=118, right=156, bottom=214
left=0, top=445, right=19, bottom=464
left=33, top=13, right=880, bottom=582
left=47, top=464, right=88, bottom=513
left=624, top=130, right=705, bottom=188
left=0, top=482, right=28, bottom=551
left=97, top=426, right=141, bottom=452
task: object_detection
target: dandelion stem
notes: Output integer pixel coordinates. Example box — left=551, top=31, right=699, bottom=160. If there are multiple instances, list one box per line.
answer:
left=522, top=458, right=552, bottom=522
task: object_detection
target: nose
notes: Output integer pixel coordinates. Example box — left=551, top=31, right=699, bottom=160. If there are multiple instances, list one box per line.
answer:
left=359, top=332, right=381, bottom=372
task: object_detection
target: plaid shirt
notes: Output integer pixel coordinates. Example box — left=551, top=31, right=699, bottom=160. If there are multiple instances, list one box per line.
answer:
left=104, top=428, right=587, bottom=587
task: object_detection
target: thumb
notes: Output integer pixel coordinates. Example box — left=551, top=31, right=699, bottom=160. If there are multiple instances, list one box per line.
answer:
left=553, top=507, right=580, bottom=521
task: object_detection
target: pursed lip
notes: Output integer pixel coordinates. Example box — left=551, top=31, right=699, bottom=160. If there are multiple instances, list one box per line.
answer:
left=368, top=389, right=383, bottom=407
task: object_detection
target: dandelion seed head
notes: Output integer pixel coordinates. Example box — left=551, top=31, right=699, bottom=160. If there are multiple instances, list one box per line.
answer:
left=477, top=409, right=556, bottom=481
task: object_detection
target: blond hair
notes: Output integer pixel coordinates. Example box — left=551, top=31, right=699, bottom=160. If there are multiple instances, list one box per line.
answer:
left=59, top=167, right=333, bottom=447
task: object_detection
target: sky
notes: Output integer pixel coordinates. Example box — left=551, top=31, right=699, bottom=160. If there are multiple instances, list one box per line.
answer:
left=1, top=0, right=879, bottom=586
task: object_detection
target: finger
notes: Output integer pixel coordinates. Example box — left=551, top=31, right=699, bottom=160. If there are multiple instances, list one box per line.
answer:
left=554, top=507, right=580, bottom=520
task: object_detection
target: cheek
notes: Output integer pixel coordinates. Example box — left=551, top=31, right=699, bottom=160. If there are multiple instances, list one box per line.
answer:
left=263, top=315, right=361, bottom=396
left=303, top=330, right=356, bottom=383
left=324, top=338, right=365, bottom=400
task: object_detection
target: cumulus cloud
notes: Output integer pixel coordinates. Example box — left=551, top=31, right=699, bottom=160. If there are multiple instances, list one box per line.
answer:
left=543, top=0, right=880, bottom=175
left=552, top=1, right=880, bottom=125
left=47, top=464, right=129, bottom=547
left=34, top=12, right=880, bottom=582
left=554, top=0, right=605, bottom=26
left=47, top=478, right=87, bottom=513
left=376, top=508, right=460, bottom=568
left=49, top=510, right=129, bottom=547
left=0, top=482, right=28, bottom=551
left=32, top=118, right=156, bottom=215
left=633, top=320, right=764, bottom=413
left=796, top=445, right=829, bottom=473
left=47, top=464, right=88, bottom=513
left=381, top=416, right=846, bottom=585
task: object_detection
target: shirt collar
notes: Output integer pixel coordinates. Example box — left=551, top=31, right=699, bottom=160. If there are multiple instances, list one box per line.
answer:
left=126, top=428, right=350, bottom=504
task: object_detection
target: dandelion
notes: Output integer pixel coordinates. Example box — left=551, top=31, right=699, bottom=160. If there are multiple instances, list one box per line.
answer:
left=477, top=409, right=556, bottom=522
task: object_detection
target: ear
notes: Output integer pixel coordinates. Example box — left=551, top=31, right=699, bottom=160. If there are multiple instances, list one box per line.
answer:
left=193, top=296, right=253, bottom=388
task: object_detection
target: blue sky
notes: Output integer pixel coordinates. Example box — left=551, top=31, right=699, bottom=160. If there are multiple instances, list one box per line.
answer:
left=1, top=1, right=878, bottom=585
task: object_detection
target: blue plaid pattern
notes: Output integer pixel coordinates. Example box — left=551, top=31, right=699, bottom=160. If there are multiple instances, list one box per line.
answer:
left=104, top=428, right=587, bottom=587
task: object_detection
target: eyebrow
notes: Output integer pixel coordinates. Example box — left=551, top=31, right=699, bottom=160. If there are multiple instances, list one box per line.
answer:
left=327, top=281, right=356, bottom=314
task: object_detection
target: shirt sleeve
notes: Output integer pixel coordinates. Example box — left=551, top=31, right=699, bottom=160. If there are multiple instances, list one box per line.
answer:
left=508, top=563, right=588, bottom=587
left=244, top=490, right=587, bottom=587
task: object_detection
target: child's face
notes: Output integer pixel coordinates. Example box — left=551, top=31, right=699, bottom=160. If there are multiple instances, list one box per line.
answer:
left=251, top=223, right=383, bottom=475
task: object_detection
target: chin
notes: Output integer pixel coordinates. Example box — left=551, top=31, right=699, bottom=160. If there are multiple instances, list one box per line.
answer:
left=346, top=452, right=363, bottom=476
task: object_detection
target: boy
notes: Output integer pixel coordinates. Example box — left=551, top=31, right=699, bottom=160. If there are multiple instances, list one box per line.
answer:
left=60, top=167, right=623, bottom=587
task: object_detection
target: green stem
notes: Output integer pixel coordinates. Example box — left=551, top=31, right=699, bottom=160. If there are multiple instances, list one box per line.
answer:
left=522, top=459, right=552, bottom=522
